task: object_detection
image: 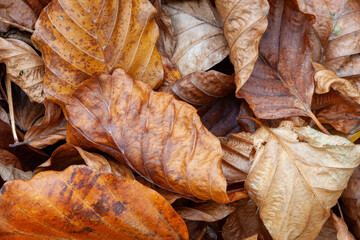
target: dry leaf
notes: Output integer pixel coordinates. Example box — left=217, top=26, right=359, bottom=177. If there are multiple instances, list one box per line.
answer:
left=0, top=165, right=189, bottom=239
left=237, top=0, right=316, bottom=120
left=32, top=0, right=163, bottom=104
left=215, top=0, right=269, bottom=91
left=313, top=62, right=360, bottom=105
left=0, top=119, right=47, bottom=171
left=246, top=122, right=360, bottom=239
left=169, top=71, right=234, bottom=106
left=341, top=166, right=360, bottom=239
left=163, top=0, right=229, bottom=76
left=0, top=0, right=50, bottom=32
left=243, top=234, right=264, bottom=240
left=330, top=212, right=356, bottom=240
left=0, top=37, right=44, bottom=103
left=12, top=83, right=44, bottom=132
left=24, top=99, right=66, bottom=149
left=220, top=132, right=253, bottom=184
left=198, top=95, right=255, bottom=137
left=65, top=69, right=232, bottom=203
left=0, top=161, right=33, bottom=182
left=316, top=219, right=337, bottom=240
left=0, top=105, right=9, bottom=124
left=312, top=91, right=360, bottom=134
left=222, top=198, right=271, bottom=240
left=175, top=201, right=237, bottom=222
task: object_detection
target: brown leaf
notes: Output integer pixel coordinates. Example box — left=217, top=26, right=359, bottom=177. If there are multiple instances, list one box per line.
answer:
left=313, top=62, right=360, bottom=105
left=215, top=0, right=269, bottom=91
left=316, top=219, right=337, bottom=240
left=341, top=166, right=360, bottom=238
left=198, top=95, right=255, bottom=137
left=243, top=234, right=264, bottom=240
left=150, top=0, right=175, bottom=59
left=237, top=0, right=317, bottom=120
left=222, top=198, right=271, bottom=240
left=0, top=119, right=47, bottom=171
left=24, top=99, right=66, bottom=149
left=312, top=91, right=360, bottom=134
left=0, top=165, right=189, bottom=239
left=220, top=132, right=253, bottom=184
left=36, top=143, right=135, bottom=180
left=245, top=122, right=360, bottom=240
left=12, top=83, right=44, bottom=132
left=0, top=0, right=49, bottom=32
left=163, top=0, right=229, bottom=76
left=65, top=69, right=232, bottom=203
left=0, top=161, right=33, bottom=182
left=0, top=37, right=44, bottom=103
left=169, top=71, right=235, bottom=106
left=32, top=0, right=163, bottom=104
left=175, top=201, right=237, bottom=222
left=330, top=212, right=356, bottom=240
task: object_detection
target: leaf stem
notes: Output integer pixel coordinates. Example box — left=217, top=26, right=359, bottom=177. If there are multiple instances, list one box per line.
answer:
left=5, top=77, right=18, bottom=143
left=0, top=17, right=34, bottom=33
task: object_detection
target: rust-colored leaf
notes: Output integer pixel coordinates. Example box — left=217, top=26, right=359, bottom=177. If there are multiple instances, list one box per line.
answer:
left=65, top=68, right=233, bottom=203
left=23, top=100, right=66, bottom=149
left=245, top=121, right=360, bottom=239
left=312, top=91, right=360, bottom=134
left=215, top=0, right=269, bottom=91
left=169, top=71, right=234, bottom=106
left=0, top=165, right=189, bottom=239
left=163, top=0, right=229, bottom=76
left=237, top=0, right=318, bottom=122
left=32, top=0, right=163, bottom=104
left=0, top=37, right=44, bottom=103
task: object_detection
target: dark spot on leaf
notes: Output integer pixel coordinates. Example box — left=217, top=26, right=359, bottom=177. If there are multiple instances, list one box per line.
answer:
left=19, top=70, right=24, bottom=76
left=84, top=227, right=94, bottom=232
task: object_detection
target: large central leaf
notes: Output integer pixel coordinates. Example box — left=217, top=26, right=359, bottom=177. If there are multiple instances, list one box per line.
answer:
left=65, top=69, right=231, bottom=203
left=238, top=0, right=316, bottom=119
left=32, top=0, right=163, bottom=104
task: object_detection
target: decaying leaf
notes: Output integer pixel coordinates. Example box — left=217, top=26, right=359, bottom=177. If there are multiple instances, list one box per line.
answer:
left=169, top=71, right=234, bottom=106
left=24, top=100, right=66, bottom=149
left=215, top=0, right=269, bottom=91
left=0, top=161, right=33, bottom=182
left=0, top=165, right=189, bottom=239
left=341, top=166, right=360, bottom=239
left=222, top=198, right=271, bottom=240
left=32, top=0, right=163, bottom=104
left=175, top=201, right=237, bottom=222
left=0, top=37, right=44, bottom=103
left=316, top=219, right=337, bottom=240
left=163, top=0, right=229, bottom=76
left=220, top=132, right=253, bottom=184
left=65, top=69, right=234, bottom=203
left=330, top=212, right=356, bottom=240
left=245, top=121, right=360, bottom=239
left=237, top=0, right=317, bottom=120
left=312, top=91, right=360, bottom=134
left=0, top=0, right=50, bottom=32
left=313, top=62, right=360, bottom=105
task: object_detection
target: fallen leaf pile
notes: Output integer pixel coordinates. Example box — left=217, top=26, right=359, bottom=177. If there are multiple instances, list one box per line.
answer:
left=0, top=0, right=360, bottom=239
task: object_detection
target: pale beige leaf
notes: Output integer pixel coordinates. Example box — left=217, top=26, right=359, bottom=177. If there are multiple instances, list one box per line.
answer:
left=216, top=0, right=269, bottom=91
left=0, top=37, right=44, bottom=103
left=163, top=0, right=229, bottom=76
left=0, top=162, right=33, bottom=182
left=313, top=62, right=360, bottom=105
left=245, top=123, right=360, bottom=240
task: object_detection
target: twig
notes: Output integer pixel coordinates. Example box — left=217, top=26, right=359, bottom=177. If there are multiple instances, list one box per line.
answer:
left=196, top=227, right=207, bottom=240
left=0, top=17, right=34, bottom=33
left=5, top=77, right=18, bottom=143
left=337, top=201, right=344, bottom=219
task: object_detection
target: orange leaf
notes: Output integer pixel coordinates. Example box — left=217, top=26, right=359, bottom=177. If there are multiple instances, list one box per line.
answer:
left=0, top=165, right=189, bottom=239
left=32, top=0, right=163, bottom=104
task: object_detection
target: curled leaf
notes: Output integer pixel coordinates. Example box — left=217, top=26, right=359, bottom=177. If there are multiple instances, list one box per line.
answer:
left=0, top=165, right=189, bottom=239
left=216, top=0, right=269, bottom=90
left=330, top=212, right=356, bottom=240
left=65, top=68, right=232, bottom=203
left=32, top=0, right=163, bottom=104
left=245, top=123, right=360, bottom=239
